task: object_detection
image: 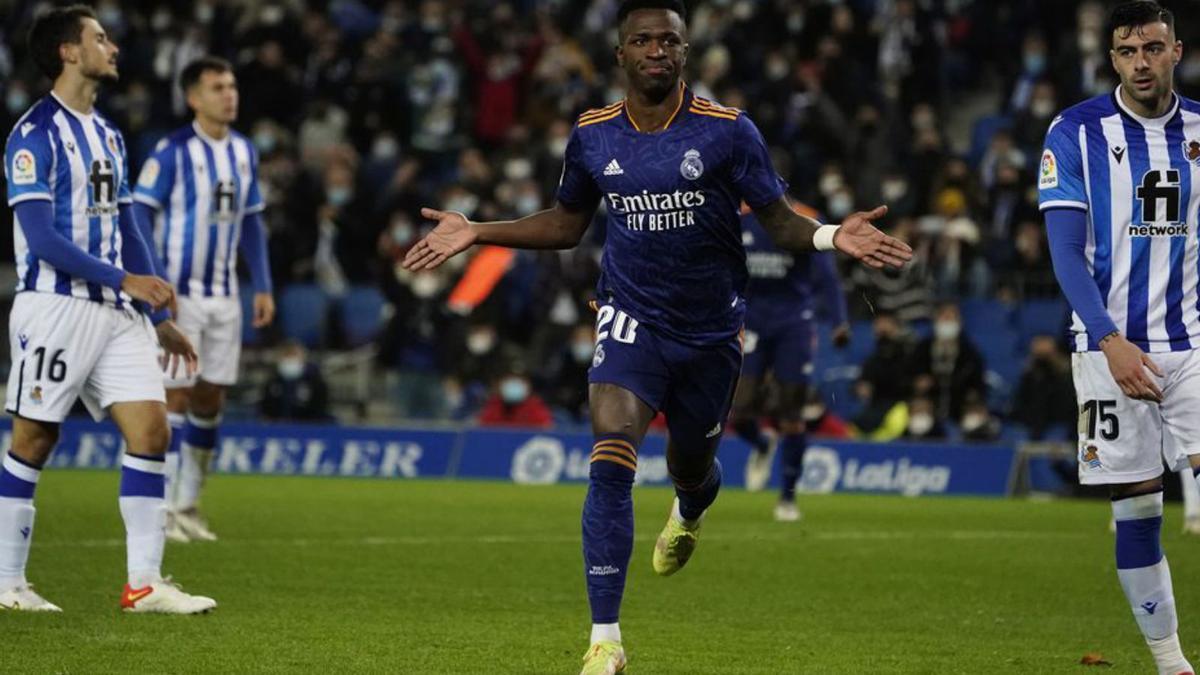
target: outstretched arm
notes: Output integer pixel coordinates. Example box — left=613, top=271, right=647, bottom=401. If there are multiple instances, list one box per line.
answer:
left=402, top=202, right=596, bottom=271
left=752, top=197, right=911, bottom=269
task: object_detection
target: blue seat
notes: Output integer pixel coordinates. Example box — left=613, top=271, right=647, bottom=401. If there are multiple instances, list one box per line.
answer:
left=279, top=284, right=330, bottom=347
left=339, top=285, right=388, bottom=347
left=1018, top=299, right=1069, bottom=344
left=968, top=114, right=1013, bottom=168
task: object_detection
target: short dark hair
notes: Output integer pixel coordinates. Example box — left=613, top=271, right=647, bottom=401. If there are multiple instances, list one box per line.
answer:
left=617, top=0, right=687, bottom=28
left=28, top=4, right=97, bottom=81
left=180, top=56, right=233, bottom=94
left=1106, top=1, right=1175, bottom=42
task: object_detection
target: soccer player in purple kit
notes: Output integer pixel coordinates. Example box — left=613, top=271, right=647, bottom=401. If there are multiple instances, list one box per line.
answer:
left=734, top=202, right=850, bottom=521
left=404, top=2, right=911, bottom=672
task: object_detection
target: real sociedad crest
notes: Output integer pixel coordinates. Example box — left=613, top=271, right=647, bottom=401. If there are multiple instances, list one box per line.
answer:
left=1185, top=139, right=1200, bottom=165
left=680, top=148, right=703, bottom=180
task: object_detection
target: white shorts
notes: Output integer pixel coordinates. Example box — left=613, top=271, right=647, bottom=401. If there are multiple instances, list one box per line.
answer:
left=5, top=293, right=165, bottom=422
left=164, top=295, right=242, bottom=388
left=1072, top=350, right=1200, bottom=484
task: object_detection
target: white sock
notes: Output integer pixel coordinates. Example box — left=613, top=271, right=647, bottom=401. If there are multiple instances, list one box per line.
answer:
left=590, top=622, right=621, bottom=645
left=0, top=498, right=34, bottom=593
left=0, top=453, right=40, bottom=593
left=177, top=414, right=218, bottom=511
left=1148, top=634, right=1193, bottom=675
left=165, top=412, right=186, bottom=508
left=119, top=454, right=166, bottom=588
left=1187, top=469, right=1200, bottom=520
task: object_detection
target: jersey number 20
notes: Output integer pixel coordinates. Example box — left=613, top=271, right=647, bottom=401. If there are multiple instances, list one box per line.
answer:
left=596, top=306, right=639, bottom=344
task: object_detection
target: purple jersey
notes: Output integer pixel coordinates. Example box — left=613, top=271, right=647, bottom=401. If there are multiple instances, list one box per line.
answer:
left=557, top=86, right=787, bottom=346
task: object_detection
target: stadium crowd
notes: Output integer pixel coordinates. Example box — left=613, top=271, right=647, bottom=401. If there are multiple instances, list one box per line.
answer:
left=4, top=0, right=1200, bottom=438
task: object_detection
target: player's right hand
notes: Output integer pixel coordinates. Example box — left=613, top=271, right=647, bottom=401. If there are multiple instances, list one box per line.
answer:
left=122, top=273, right=175, bottom=311
left=402, top=209, right=478, bottom=271
left=155, top=320, right=199, bottom=379
left=1101, top=334, right=1164, bottom=402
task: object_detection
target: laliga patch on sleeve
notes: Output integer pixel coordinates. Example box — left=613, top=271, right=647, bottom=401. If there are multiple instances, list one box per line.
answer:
left=11, top=149, right=36, bottom=185
left=1039, top=149, right=1058, bottom=189
left=139, top=158, right=160, bottom=188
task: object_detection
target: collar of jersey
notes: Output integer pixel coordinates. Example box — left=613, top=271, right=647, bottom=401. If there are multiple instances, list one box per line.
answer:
left=1113, top=84, right=1179, bottom=128
left=192, top=120, right=232, bottom=147
left=49, top=91, right=96, bottom=123
left=623, top=81, right=689, bottom=133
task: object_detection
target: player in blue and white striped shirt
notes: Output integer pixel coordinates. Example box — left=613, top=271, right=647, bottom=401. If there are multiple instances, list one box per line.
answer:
left=1, top=4, right=213, bottom=614
left=1040, top=3, right=1199, bottom=672
left=134, top=56, right=274, bottom=544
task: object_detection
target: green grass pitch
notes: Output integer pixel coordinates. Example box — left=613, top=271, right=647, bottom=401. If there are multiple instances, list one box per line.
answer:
left=4, top=471, right=1198, bottom=673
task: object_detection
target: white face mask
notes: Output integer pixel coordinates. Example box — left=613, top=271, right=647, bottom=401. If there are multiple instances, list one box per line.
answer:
left=1030, top=98, right=1055, bottom=118
left=277, top=358, right=304, bottom=380
left=411, top=273, right=442, bottom=299
left=802, top=404, right=825, bottom=421
left=828, top=193, right=853, bottom=220
left=571, top=341, right=594, bottom=363
left=467, top=331, right=495, bottom=355
left=908, top=413, right=934, bottom=435
left=934, top=320, right=961, bottom=341
left=819, top=173, right=843, bottom=196
left=548, top=137, right=569, bottom=157
left=961, top=412, right=988, bottom=432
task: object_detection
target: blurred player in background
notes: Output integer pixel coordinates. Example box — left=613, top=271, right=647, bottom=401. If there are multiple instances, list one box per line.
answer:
left=733, top=201, right=849, bottom=521
left=134, top=56, right=274, bottom=543
left=1040, top=2, right=1198, bottom=672
left=403, top=1, right=910, bottom=671
left=1, top=5, right=213, bottom=613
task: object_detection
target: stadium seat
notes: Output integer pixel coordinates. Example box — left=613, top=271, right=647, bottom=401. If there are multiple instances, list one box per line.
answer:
left=1017, top=299, right=1070, bottom=344
left=967, top=114, right=1013, bottom=168
left=279, top=284, right=330, bottom=348
left=960, top=298, right=1016, bottom=339
left=339, top=285, right=388, bottom=347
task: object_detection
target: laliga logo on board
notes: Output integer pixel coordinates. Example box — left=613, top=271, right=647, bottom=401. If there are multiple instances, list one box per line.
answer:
left=510, top=436, right=669, bottom=485
left=798, top=445, right=952, bottom=497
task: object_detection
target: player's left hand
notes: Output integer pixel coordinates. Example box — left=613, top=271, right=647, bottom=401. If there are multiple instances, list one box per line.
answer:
left=253, top=292, right=276, bottom=328
left=156, top=320, right=199, bottom=379
left=834, top=206, right=913, bottom=269
left=831, top=323, right=851, bottom=349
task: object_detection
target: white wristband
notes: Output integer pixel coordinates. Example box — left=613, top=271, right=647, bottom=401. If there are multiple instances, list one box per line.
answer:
left=813, top=224, right=840, bottom=252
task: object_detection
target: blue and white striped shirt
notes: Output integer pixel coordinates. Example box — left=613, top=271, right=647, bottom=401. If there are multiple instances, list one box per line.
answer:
left=134, top=123, right=264, bottom=298
left=4, top=94, right=133, bottom=307
left=1039, top=87, right=1200, bottom=352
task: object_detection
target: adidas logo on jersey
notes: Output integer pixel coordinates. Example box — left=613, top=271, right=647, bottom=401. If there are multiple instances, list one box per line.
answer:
left=603, top=159, right=624, bottom=176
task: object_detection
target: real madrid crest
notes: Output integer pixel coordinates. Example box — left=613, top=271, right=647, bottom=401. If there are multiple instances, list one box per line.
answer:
left=680, top=148, right=703, bottom=180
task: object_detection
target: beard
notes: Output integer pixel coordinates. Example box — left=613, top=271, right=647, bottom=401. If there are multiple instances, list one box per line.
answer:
left=83, top=62, right=119, bottom=83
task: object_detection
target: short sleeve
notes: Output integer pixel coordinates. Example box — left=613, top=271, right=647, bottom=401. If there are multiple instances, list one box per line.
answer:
left=729, top=114, right=788, bottom=209
left=133, top=138, right=177, bottom=210
left=1038, top=116, right=1087, bottom=212
left=244, top=144, right=265, bottom=215
left=5, top=124, right=55, bottom=207
left=554, top=126, right=601, bottom=211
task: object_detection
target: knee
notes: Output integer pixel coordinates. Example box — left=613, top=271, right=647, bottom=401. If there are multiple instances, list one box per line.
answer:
left=125, top=419, right=170, bottom=456
left=189, top=383, right=224, bottom=419
left=11, top=422, right=59, bottom=466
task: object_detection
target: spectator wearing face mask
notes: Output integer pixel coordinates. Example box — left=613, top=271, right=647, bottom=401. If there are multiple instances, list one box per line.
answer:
left=260, top=341, right=331, bottom=422
left=1012, top=335, right=1077, bottom=440
left=478, top=366, right=553, bottom=429
left=959, top=394, right=1001, bottom=442
left=902, top=396, right=946, bottom=441
left=911, top=302, right=986, bottom=424
left=539, top=322, right=597, bottom=424
left=855, top=311, right=916, bottom=432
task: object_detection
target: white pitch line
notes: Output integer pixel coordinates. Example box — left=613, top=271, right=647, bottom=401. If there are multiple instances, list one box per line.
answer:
left=34, top=529, right=1095, bottom=549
